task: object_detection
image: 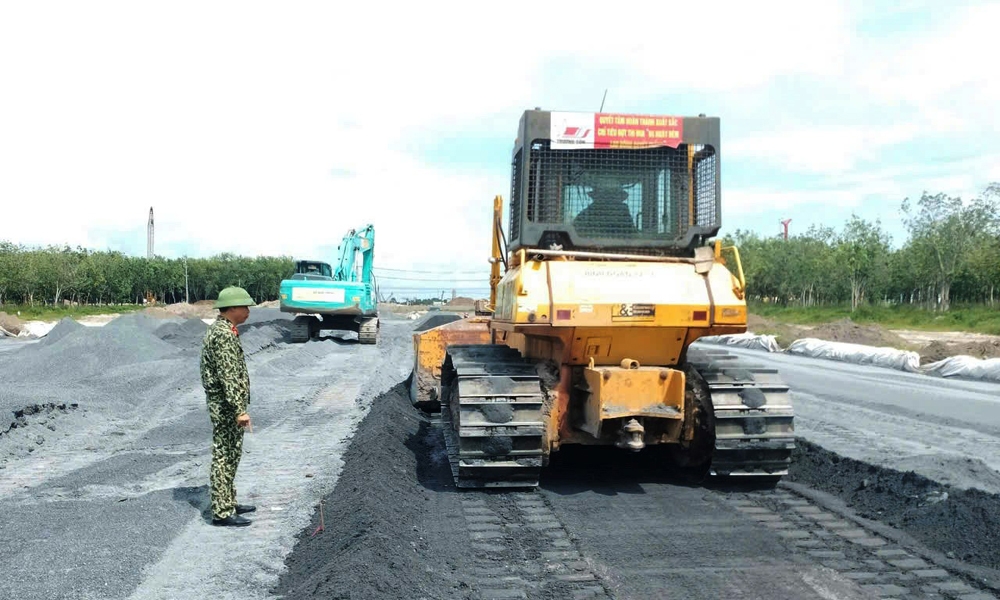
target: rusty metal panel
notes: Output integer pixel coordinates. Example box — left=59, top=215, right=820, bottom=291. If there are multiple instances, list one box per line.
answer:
left=410, top=318, right=492, bottom=406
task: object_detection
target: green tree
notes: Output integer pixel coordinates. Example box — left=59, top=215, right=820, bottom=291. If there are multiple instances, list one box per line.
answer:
left=837, top=215, right=891, bottom=311
left=901, top=185, right=1000, bottom=311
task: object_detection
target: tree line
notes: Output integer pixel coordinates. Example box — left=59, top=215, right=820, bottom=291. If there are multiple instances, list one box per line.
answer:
left=0, top=243, right=294, bottom=307
left=2, top=183, right=997, bottom=312
left=723, top=183, right=1000, bottom=311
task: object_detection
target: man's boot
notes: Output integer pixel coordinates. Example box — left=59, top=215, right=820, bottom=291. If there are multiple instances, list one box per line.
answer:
left=236, top=504, right=256, bottom=514
left=212, top=513, right=252, bottom=527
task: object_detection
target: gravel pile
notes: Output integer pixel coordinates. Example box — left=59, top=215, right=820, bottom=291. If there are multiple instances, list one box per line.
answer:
left=155, top=318, right=209, bottom=350
left=272, top=381, right=473, bottom=600
left=0, top=313, right=195, bottom=463
left=35, top=317, right=82, bottom=347
left=239, top=320, right=293, bottom=355
left=0, top=317, right=180, bottom=385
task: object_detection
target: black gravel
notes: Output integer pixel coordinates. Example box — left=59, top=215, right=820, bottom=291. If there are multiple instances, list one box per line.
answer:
left=272, top=381, right=475, bottom=600
left=787, top=439, right=1000, bottom=570
left=413, top=313, right=463, bottom=332
left=154, top=318, right=209, bottom=349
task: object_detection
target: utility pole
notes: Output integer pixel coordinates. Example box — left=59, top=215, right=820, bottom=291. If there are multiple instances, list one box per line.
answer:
left=184, top=257, right=189, bottom=304
left=147, top=207, right=154, bottom=258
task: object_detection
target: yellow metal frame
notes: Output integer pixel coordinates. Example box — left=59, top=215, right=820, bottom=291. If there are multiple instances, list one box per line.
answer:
left=488, top=194, right=504, bottom=312
left=714, top=239, right=746, bottom=299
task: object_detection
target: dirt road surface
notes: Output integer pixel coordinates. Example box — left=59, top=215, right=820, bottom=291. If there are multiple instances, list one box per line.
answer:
left=2, top=314, right=1000, bottom=599
left=0, top=309, right=411, bottom=600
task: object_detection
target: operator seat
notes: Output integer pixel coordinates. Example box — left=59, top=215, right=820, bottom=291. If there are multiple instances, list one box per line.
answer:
left=572, top=186, right=637, bottom=238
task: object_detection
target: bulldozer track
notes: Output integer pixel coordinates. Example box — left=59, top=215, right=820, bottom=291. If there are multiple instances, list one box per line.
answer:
left=687, top=347, right=796, bottom=481
left=441, top=345, right=547, bottom=489
left=459, top=492, right=612, bottom=600
left=726, top=486, right=1000, bottom=599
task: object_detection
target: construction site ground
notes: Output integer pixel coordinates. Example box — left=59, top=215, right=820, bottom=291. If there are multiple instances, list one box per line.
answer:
left=1, top=309, right=999, bottom=599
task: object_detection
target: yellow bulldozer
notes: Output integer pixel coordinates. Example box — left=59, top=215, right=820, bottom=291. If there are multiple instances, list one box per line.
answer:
left=410, top=108, right=794, bottom=488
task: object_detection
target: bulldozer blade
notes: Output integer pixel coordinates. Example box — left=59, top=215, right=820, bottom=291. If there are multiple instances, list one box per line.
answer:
left=409, top=315, right=492, bottom=412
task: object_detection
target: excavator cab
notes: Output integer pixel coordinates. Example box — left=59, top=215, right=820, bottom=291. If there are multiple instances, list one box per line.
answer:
left=293, top=261, right=333, bottom=280
left=411, top=109, right=794, bottom=489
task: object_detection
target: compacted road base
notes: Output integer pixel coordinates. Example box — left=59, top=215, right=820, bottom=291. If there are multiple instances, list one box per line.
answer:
left=0, top=311, right=412, bottom=600
left=273, top=381, right=1000, bottom=600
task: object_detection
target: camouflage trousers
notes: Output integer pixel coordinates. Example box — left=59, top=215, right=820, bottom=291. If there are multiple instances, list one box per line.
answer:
left=208, top=399, right=244, bottom=520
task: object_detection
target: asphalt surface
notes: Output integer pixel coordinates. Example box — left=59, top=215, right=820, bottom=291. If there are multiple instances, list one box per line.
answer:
left=695, top=344, right=1000, bottom=494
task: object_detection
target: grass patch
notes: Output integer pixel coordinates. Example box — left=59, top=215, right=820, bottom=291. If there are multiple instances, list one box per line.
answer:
left=0, top=303, right=146, bottom=321
left=751, top=303, right=1000, bottom=336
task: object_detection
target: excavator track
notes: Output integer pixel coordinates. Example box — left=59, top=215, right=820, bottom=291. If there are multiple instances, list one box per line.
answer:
left=440, top=345, right=547, bottom=489
left=686, top=347, right=795, bottom=482
left=358, top=317, right=378, bottom=345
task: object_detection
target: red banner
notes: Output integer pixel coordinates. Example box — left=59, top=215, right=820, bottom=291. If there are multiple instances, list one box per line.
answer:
left=551, top=112, right=684, bottom=150
left=595, top=114, right=682, bottom=149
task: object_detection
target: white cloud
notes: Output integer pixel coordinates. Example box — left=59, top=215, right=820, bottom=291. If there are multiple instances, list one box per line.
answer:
left=0, top=0, right=994, bottom=287
left=726, top=124, right=924, bottom=174
left=854, top=3, right=1000, bottom=133
left=724, top=189, right=865, bottom=217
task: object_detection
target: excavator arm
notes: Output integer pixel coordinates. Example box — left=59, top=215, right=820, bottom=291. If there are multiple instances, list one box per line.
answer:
left=333, top=225, right=375, bottom=284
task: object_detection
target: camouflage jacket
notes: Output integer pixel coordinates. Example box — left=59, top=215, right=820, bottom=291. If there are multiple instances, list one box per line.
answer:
left=200, top=314, right=250, bottom=414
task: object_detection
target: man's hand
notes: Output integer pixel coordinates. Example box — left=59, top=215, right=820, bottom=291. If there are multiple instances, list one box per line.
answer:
left=236, top=413, right=251, bottom=429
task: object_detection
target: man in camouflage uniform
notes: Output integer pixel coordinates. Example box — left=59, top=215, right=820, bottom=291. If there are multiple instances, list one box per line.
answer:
left=200, top=286, right=256, bottom=527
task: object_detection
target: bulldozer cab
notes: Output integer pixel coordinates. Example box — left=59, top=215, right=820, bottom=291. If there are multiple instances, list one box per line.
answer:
left=509, top=110, right=721, bottom=256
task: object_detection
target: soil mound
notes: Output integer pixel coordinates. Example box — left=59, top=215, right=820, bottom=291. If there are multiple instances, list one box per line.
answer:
left=787, top=439, right=1000, bottom=571
left=919, top=339, right=1000, bottom=365
left=446, top=296, right=475, bottom=307
left=806, top=318, right=912, bottom=349
left=747, top=314, right=807, bottom=346
left=0, top=311, right=23, bottom=335
left=143, top=302, right=217, bottom=320
left=272, top=382, right=471, bottom=599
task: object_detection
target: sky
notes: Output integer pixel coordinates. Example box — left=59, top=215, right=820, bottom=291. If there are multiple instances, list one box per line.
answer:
left=2, top=1, right=999, bottom=299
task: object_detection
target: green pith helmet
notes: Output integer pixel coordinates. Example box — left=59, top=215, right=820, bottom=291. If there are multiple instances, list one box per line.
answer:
left=214, top=286, right=256, bottom=309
